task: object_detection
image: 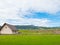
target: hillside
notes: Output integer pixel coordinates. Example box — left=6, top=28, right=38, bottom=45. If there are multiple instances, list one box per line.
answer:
left=15, top=25, right=39, bottom=30
left=15, top=25, right=60, bottom=30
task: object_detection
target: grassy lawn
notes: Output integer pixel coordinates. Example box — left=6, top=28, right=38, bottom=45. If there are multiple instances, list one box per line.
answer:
left=0, top=30, right=60, bottom=45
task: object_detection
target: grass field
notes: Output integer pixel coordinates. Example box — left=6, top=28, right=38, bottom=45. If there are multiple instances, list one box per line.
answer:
left=0, top=30, right=60, bottom=45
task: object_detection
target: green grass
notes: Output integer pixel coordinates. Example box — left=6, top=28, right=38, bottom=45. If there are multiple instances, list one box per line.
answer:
left=0, top=30, right=60, bottom=45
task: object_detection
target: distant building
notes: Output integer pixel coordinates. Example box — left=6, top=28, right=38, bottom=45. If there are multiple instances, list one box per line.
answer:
left=0, top=23, right=18, bottom=34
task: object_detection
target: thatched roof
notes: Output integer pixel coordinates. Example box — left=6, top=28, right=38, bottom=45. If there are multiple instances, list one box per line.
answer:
left=0, top=23, right=17, bottom=32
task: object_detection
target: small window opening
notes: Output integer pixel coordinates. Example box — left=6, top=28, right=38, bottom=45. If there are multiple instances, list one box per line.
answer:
left=5, top=27, right=7, bottom=28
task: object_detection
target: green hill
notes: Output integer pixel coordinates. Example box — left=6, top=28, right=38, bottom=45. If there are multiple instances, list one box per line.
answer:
left=0, top=25, right=60, bottom=30
left=15, top=25, right=39, bottom=30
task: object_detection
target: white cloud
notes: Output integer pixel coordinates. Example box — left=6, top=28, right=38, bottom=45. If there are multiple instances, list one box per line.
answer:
left=30, top=0, right=60, bottom=13
left=3, top=18, right=50, bottom=27
left=0, top=0, right=60, bottom=17
left=26, top=18, right=50, bottom=27
left=0, top=0, right=60, bottom=26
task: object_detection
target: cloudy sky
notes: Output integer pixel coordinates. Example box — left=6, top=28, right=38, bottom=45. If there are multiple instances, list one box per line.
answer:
left=0, top=0, right=60, bottom=27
